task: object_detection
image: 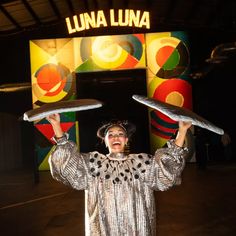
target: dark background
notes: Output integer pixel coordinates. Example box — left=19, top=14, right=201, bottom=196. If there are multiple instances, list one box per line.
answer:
left=76, top=69, right=150, bottom=154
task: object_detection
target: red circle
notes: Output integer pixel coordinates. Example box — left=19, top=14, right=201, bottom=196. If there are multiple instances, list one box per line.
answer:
left=156, top=46, right=175, bottom=67
left=36, top=65, right=66, bottom=96
left=37, top=66, right=61, bottom=91
left=153, top=79, right=192, bottom=123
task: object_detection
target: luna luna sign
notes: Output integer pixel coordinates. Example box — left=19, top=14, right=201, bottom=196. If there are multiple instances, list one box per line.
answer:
left=66, top=9, right=150, bottom=34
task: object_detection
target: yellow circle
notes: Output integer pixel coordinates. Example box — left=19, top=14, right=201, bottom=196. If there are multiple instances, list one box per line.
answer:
left=166, top=91, right=184, bottom=107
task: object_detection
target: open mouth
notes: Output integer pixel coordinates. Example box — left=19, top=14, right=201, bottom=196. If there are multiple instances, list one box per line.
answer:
left=112, top=141, right=121, bottom=146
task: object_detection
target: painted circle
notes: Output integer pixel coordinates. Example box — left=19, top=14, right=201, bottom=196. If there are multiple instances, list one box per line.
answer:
left=156, top=46, right=180, bottom=70
left=36, top=65, right=65, bottom=96
left=34, top=63, right=72, bottom=103
left=92, top=36, right=126, bottom=68
left=153, top=79, right=192, bottom=123
left=148, top=36, right=189, bottom=78
left=166, top=91, right=184, bottom=107
left=91, top=35, right=143, bottom=69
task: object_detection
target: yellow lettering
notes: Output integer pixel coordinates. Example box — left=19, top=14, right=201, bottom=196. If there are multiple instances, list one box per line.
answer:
left=74, top=14, right=85, bottom=32
left=65, top=9, right=150, bottom=34
left=129, top=10, right=140, bottom=27
left=84, top=11, right=96, bottom=29
left=65, top=17, right=76, bottom=34
left=97, top=10, right=107, bottom=27
left=118, top=9, right=129, bottom=26
left=110, top=9, right=118, bottom=26
left=139, top=11, right=150, bottom=29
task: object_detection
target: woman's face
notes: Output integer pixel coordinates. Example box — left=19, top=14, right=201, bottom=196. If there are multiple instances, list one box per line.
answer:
left=105, top=126, right=128, bottom=154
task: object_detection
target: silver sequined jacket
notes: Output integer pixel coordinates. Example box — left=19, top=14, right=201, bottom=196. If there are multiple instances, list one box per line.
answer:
left=48, top=135, right=188, bottom=236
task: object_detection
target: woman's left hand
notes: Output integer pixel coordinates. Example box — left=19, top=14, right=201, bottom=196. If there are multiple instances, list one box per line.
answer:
left=175, top=121, right=192, bottom=147
left=178, top=121, right=192, bottom=132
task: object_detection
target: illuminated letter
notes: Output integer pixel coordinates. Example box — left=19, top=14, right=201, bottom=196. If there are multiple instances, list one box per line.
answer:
left=110, top=9, right=118, bottom=26
left=118, top=9, right=129, bottom=26
left=65, top=17, right=76, bottom=34
left=129, top=10, right=141, bottom=27
left=84, top=11, right=96, bottom=29
left=74, top=14, right=85, bottom=31
left=97, top=10, right=107, bottom=27
left=139, top=11, right=150, bottom=29
left=65, top=9, right=150, bottom=33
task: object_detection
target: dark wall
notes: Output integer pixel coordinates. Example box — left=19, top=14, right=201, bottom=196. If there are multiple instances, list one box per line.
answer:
left=189, top=30, right=236, bottom=161
left=0, top=113, right=22, bottom=171
left=189, top=31, right=236, bottom=129
left=76, top=69, right=150, bottom=154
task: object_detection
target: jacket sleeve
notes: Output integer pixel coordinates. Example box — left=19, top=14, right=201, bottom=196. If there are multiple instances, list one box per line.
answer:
left=143, top=139, right=188, bottom=191
left=48, top=134, right=90, bottom=190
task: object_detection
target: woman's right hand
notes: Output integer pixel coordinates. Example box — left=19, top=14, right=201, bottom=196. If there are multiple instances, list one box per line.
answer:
left=46, top=113, right=64, bottom=138
left=46, top=113, right=60, bottom=126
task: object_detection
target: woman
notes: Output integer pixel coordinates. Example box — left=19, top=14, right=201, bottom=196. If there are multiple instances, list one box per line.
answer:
left=47, top=113, right=191, bottom=236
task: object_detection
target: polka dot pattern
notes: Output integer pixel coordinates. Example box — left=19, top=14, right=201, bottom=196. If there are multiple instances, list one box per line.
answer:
left=88, top=152, right=153, bottom=185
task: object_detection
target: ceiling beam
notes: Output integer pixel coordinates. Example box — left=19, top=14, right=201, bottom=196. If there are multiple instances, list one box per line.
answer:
left=0, top=0, right=17, bottom=4
left=65, top=0, right=75, bottom=15
left=0, top=4, right=21, bottom=30
left=22, top=0, right=41, bottom=24
left=48, top=0, right=61, bottom=19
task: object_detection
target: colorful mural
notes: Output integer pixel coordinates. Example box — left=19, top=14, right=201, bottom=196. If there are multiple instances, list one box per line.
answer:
left=146, top=32, right=191, bottom=152
left=29, top=32, right=191, bottom=170
left=30, top=39, right=77, bottom=170
left=74, top=34, right=145, bottom=71
left=29, top=34, right=146, bottom=170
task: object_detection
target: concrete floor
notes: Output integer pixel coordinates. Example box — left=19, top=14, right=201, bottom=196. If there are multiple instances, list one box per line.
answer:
left=0, top=161, right=236, bottom=236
